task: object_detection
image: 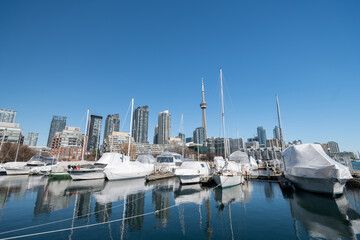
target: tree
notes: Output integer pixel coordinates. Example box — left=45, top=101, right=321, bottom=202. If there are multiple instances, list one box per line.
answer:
left=0, top=142, right=35, bottom=163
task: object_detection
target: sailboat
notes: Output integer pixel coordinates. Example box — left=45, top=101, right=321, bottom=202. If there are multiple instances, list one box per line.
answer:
left=213, top=68, right=244, bottom=188
left=103, top=98, right=155, bottom=181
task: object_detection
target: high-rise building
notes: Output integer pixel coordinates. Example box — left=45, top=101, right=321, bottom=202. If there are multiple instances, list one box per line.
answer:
left=50, top=126, right=85, bottom=160
left=157, top=111, right=171, bottom=144
left=132, top=106, right=149, bottom=143
left=87, top=115, right=103, bottom=152
left=200, top=79, right=208, bottom=141
left=193, top=127, right=205, bottom=144
left=177, top=133, right=185, bottom=143
left=47, top=116, right=67, bottom=148
left=273, top=126, right=281, bottom=140
left=0, top=122, right=23, bottom=143
left=0, top=109, right=17, bottom=123
left=153, top=125, right=158, bottom=144
left=103, top=114, right=120, bottom=141
left=229, top=138, right=246, bottom=153
left=257, top=126, right=267, bottom=148
left=327, top=141, right=340, bottom=153
left=24, top=132, right=39, bottom=146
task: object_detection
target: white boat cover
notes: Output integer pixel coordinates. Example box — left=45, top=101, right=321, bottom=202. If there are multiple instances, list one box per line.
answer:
left=96, top=152, right=127, bottom=166
left=4, top=162, right=27, bottom=169
left=249, top=157, right=258, bottom=170
left=229, top=151, right=249, bottom=164
left=136, top=155, right=156, bottom=164
left=283, top=144, right=352, bottom=180
left=214, top=156, right=241, bottom=173
left=229, top=151, right=258, bottom=172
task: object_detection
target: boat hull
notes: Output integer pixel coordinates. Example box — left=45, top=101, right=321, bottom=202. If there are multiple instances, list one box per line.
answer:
left=177, top=175, right=201, bottom=184
left=68, top=169, right=105, bottom=181
left=5, top=168, right=31, bottom=175
left=104, top=169, right=152, bottom=181
left=213, top=174, right=243, bottom=188
left=286, top=174, right=348, bottom=195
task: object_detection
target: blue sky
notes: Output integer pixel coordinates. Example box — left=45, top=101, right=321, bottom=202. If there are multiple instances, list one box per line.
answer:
left=0, top=0, right=359, bottom=152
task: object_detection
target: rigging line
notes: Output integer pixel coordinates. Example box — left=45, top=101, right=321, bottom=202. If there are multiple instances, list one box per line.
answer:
left=0, top=186, right=160, bottom=236
left=0, top=204, right=180, bottom=240
left=120, top=100, right=132, bottom=132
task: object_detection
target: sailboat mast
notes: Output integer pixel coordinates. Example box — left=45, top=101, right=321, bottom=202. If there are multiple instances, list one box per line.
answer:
left=220, top=68, right=227, bottom=160
left=181, top=113, right=184, bottom=157
left=82, top=108, right=90, bottom=161
left=127, top=98, right=134, bottom=158
left=14, top=131, right=22, bottom=162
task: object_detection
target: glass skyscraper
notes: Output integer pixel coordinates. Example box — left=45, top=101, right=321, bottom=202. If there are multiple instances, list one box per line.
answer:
left=132, top=106, right=149, bottom=143
left=47, top=116, right=67, bottom=147
left=24, top=132, right=39, bottom=146
left=157, top=110, right=171, bottom=144
left=257, top=126, right=267, bottom=148
left=193, top=127, right=205, bottom=144
left=103, top=114, right=120, bottom=142
left=87, top=115, right=103, bottom=151
left=0, top=109, right=17, bottom=123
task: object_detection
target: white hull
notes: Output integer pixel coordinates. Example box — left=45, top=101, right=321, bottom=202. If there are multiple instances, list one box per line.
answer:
left=68, top=169, right=105, bottom=180
left=104, top=169, right=152, bottom=181
left=213, top=174, right=244, bottom=188
left=178, top=175, right=201, bottom=184
left=286, top=174, right=348, bottom=195
left=5, top=168, right=31, bottom=175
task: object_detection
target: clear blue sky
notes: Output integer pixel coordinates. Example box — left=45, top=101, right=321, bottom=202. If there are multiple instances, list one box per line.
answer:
left=1, top=0, right=359, bottom=152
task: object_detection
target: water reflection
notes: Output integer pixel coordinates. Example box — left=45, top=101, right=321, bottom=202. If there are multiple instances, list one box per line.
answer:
left=290, top=190, right=360, bottom=239
left=94, top=178, right=151, bottom=204
left=149, top=178, right=179, bottom=228
left=174, top=184, right=211, bottom=205
left=213, top=181, right=252, bottom=205
left=0, top=176, right=47, bottom=210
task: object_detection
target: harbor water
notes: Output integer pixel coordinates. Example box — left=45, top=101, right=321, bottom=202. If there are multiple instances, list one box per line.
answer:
left=0, top=176, right=360, bottom=239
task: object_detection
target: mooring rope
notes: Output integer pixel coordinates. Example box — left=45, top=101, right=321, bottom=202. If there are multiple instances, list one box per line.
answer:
left=0, top=204, right=180, bottom=240
left=0, top=186, right=160, bottom=236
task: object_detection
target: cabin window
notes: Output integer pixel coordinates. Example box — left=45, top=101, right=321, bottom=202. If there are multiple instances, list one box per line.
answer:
left=201, top=164, right=205, bottom=168
left=157, top=157, right=173, bottom=163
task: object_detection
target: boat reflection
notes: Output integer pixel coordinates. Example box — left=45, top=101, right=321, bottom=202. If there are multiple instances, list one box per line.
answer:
left=290, top=190, right=360, bottom=239
left=174, top=184, right=211, bottom=205
left=0, top=176, right=47, bottom=210
left=94, top=178, right=151, bottom=205
left=213, top=181, right=253, bottom=204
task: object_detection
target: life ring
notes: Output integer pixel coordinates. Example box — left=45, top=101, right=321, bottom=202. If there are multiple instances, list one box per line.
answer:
left=75, top=167, right=80, bottom=171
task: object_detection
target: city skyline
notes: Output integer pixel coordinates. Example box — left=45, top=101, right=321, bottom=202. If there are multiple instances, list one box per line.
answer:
left=1, top=1, right=359, bottom=152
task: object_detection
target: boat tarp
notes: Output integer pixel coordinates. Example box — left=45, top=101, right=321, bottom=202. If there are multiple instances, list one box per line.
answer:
left=229, top=151, right=249, bottom=164
left=136, top=155, right=156, bottom=164
left=214, top=157, right=241, bottom=173
left=283, top=144, right=352, bottom=180
left=97, top=152, right=129, bottom=166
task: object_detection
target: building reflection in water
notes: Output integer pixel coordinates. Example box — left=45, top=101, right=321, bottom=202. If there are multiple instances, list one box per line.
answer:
left=94, top=202, right=112, bottom=223
left=150, top=178, right=178, bottom=228
left=126, top=192, right=145, bottom=231
left=290, top=189, right=360, bottom=239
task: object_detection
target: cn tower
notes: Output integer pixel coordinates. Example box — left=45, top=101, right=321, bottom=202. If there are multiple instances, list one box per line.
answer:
left=200, top=78, right=208, bottom=141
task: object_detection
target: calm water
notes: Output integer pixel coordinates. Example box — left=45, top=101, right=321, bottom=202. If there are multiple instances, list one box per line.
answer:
left=0, top=176, right=359, bottom=240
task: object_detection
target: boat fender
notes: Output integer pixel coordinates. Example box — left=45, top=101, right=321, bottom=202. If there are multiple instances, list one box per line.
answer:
left=75, top=167, right=80, bottom=171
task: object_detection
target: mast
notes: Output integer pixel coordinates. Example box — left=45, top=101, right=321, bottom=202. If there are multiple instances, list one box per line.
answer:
left=276, top=94, right=284, bottom=150
left=14, top=131, right=22, bottom=162
left=127, top=98, right=134, bottom=158
left=82, top=109, right=90, bottom=161
left=0, top=128, right=6, bottom=153
left=181, top=113, right=184, bottom=157
left=220, top=68, right=227, bottom=160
